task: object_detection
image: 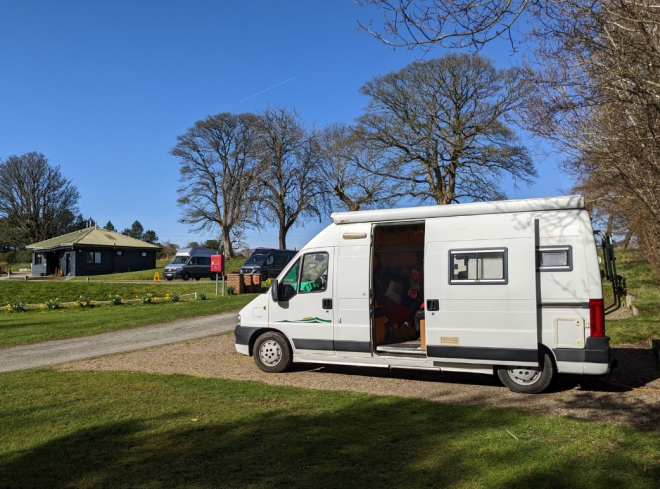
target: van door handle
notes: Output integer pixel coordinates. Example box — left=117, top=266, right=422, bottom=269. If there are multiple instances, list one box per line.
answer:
left=322, top=298, right=333, bottom=309
left=427, top=299, right=439, bottom=311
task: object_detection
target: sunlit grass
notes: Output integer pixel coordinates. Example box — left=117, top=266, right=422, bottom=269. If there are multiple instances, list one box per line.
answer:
left=1, top=369, right=659, bottom=488
left=605, top=249, right=660, bottom=344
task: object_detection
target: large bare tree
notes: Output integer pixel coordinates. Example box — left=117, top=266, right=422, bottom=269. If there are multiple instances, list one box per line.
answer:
left=171, top=113, right=259, bottom=258
left=254, top=107, right=326, bottom=249
left=357, top=0, right=531, bottom=50
left=317, top=122, right=402, bottom=211
left=521, top=1, right=660, bottom=270
left=357, top=53, right=536, bottom=205
left=359, top=1, right=660, bottom=274
left=0, top=152, right=80, bottom=248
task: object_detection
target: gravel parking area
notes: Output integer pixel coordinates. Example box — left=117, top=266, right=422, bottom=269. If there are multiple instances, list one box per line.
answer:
left=59, top=332, right=660, bottom=431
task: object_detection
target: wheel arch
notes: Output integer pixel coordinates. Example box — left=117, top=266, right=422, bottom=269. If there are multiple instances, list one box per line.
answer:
left=248, top=328, right=293, bottom=357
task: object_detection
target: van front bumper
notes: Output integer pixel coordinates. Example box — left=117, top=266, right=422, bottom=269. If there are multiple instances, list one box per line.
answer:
left=234, top=325, right=261, bottom=350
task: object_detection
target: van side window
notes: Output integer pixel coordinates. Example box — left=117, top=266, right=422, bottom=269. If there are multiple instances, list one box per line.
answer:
left=300, top=252, right=329, bottom=293
left=449, top=248, right=508, bottom=284
left=538, top=246, right=572, bottom=272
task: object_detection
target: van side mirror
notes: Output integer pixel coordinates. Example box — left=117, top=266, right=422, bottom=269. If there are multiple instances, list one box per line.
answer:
left=271, top=279, right=279, bottom=302
left=281, top=284, right=296, bottom=301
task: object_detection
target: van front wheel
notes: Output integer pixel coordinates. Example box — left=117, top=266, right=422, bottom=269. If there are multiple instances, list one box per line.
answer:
left=182, top=272, right=190, bottom=281
left=254, top=332, right=292, bottom=373
left=497, top=352, right=554, bottom=394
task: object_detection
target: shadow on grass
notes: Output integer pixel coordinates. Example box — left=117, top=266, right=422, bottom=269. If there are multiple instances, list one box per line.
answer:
left=3, top=396, right=660, bottom=489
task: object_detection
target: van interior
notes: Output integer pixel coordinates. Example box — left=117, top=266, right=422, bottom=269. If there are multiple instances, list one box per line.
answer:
left=372, top=223, right=426, bottom=356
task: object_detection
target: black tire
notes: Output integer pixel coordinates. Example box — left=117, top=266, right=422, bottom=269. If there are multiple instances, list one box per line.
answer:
left=182, top=272, right=190, bottom=281
left=166, top=277, right=173, bottom=281
left=194, top=277, right=200, bottom=281
left=497, top=351, right=555, bottom=394
left=261, top=272, right=268, bottom=282
left=253, top=331, right=292, bottom=373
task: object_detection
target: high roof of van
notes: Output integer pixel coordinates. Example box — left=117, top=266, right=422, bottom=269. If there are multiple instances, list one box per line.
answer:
left=331, top=195, right=584, bottom=225
left=176, top=247, right=216, bottom=255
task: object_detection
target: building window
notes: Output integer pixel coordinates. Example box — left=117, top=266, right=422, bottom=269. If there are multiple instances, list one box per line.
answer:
left=142, top=252, right=147, bottom=257
left=538, top=246, right=572, bottom=272
left=87, top=252, right=102, bottom=264
left=449, top=248, right=508, bottom=284
left=117, top=251, right=122, bottom=256
left=34, top=254, right=43, bottom=265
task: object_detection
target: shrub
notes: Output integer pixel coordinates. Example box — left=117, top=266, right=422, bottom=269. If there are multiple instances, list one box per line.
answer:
left=138, top=293, right=155, bottom=304
left=166, top=292, right=180, bottom=302
left=109, top=294, right=123, bottom=305
left=227, top=285, right=235, bottom=295
left=44, top=298, right=60, bottom=310
left=198, top=292, right=207, bottom=300
left=75, top=296, right=93, bottom=308
left=6, top=301, right=26, bottom=313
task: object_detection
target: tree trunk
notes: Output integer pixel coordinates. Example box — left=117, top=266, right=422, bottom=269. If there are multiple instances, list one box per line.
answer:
left=279, top=224, right=287, bottom=250
left=222, top=227, right=234, bottom=258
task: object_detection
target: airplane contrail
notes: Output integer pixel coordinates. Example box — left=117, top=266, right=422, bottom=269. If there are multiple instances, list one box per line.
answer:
left=222, top=77, right=295, bottom=109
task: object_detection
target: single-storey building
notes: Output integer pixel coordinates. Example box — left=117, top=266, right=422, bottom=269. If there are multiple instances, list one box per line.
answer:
left=26, top=226, right=161, bottom=277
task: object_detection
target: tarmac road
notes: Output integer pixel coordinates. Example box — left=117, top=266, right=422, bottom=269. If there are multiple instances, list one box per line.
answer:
left=0, top=311, right=238, bottom=372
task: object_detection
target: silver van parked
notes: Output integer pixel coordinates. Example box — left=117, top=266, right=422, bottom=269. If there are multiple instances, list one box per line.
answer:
left=164, top=247, right=218, bottom=281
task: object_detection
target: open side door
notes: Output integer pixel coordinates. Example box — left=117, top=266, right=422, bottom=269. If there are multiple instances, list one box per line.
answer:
left=424, top=213, right=539, bottom=367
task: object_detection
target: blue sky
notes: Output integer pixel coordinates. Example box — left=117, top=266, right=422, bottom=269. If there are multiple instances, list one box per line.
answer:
left=0, top=1, right=571, bottom=250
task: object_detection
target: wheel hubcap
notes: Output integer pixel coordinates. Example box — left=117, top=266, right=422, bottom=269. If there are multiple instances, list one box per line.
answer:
left=259, top=340, right=282, bottom=366
left=506, top=367, right=541, bottom=385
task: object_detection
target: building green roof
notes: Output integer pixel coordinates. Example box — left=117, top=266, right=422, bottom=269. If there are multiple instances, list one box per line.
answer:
left=26, top=227, right=161, bottom=251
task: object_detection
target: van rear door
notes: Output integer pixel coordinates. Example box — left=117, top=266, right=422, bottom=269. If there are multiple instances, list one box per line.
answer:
left=424, top=213, right=538, bottom=367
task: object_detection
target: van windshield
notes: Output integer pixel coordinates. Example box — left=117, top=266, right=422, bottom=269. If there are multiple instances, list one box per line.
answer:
left=245, top=253, right=268, bottom=265
left=170, top=256, right=189, bottom=265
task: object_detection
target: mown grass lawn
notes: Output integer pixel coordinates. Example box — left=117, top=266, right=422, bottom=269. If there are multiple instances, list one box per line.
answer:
left=1, top=370, right=659, bottom=489
left=0, top=282, right=256, bottom=348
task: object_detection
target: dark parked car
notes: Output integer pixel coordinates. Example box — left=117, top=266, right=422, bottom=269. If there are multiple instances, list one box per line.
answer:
left=240, top=248, right=297, bottom=280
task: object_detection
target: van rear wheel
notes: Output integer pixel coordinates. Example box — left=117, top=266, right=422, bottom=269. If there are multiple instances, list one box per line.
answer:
left=497, top=351, right=555, bottom=394
left=254, top=332, right=292, bottom=373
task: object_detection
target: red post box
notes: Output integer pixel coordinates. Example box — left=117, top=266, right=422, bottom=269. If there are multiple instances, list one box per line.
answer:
left=210, top=255, right=223, bottom=273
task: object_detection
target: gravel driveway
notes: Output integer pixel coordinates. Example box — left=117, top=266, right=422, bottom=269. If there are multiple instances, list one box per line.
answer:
left=58, top=332, right=660, bottom=431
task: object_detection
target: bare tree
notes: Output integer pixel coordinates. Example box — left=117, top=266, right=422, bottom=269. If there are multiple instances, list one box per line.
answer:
left=317, top=123, right=402, bottom=211
left=520, top=1, right=660, bottom=269
left=0, top=152, right=80, bottom=247
left=171, top=113, right=259, bottom=258
left=254, top=107, right=326, bottom=249
left=357, top=53, right=536, bottom=205
left=357, top=0, right=530, bottom=51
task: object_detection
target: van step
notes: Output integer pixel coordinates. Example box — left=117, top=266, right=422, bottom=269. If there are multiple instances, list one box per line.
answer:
left=376, top=343, right=427, bottom=356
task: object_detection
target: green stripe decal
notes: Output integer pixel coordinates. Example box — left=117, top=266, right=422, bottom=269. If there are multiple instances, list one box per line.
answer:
left=277, top=317, right=332, bottom=324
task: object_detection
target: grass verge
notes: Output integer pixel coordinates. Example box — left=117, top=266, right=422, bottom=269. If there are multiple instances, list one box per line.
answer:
left=604, top=249, right=660, bottom=344
left=1, top=370, right=659, bottom=488
left=0, top=294, right=255, bottom=348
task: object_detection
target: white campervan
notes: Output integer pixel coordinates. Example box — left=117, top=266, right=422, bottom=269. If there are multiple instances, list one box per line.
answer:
left=234, top=196, right=625, bottom=393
